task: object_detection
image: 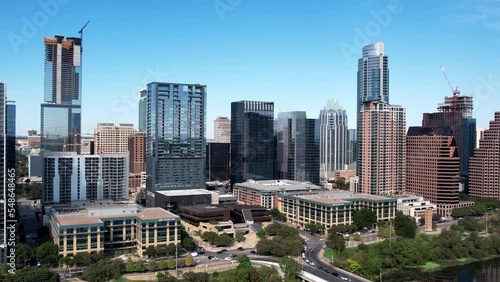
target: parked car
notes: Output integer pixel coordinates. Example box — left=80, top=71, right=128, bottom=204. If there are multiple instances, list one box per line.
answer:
left=190, top=252, right=198, bottom=257
left=250, top=251, right=257, bottom=255
left=237, top=247, right=244, bottom=251
left=224, top=257, right=232, bottom=261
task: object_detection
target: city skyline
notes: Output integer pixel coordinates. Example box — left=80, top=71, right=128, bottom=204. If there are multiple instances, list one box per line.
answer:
left=1, top=1, right=499, bottom=137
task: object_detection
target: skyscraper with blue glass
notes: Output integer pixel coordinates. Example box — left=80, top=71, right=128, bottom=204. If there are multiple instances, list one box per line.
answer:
left=0, top=83, right=16, bottom=264
left=357, top=42, right=389, bottom=176
left=145, top=82, right=206, bottom=203
left=40, top=35, right=82, bottom=153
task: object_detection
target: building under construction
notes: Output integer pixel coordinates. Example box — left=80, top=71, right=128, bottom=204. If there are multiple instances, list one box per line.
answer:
left=437, top=95, right=474, bottom=118
left=40, top=35, right=83, bottom=153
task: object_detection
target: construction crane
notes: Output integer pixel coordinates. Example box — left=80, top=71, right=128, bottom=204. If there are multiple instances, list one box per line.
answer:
left=78, top=20, right=90, bottom=51
left=38, top=130, right=85, bottom=152
left=440, top=66, right=460, bottom=112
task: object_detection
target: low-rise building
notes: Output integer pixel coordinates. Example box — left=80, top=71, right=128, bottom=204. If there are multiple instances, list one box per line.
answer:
left=153, top=189, right=217, bottom=212
left=277, top=190, right=396, bottom=232
left=49, top=203, right=180, bottom=257
left=396, top=196, right=437, bottom=222
left=234, top=179, right=322, bottom=209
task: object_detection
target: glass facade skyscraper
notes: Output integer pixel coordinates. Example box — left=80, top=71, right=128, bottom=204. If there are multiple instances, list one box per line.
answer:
left=41, top=35, right=82, bottom=153
left=138, top=89, right=147, bottom=132
left=230, top=101, right=274, bottom=186
left=0, top=83, right=15, bottom=264
left=357, top=42, right=389, bottom=168
left=276, top=111, right=319, bottom=185
left=319, top=99, right=349, bottom=182
left=145, top=82, right=206, bottom=198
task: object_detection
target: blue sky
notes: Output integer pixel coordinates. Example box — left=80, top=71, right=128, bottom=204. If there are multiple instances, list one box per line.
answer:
left=1, top=0, right=500, bottom=137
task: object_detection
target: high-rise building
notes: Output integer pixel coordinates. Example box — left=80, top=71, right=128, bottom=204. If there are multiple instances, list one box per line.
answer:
left=40, top=35, right=83, bottom=153
left=129, top=132, right=146, bottom=191
left=42, top=152, right=129, bottom=204
left=145, top=82, right=206, bottom=198
left=357, top=42, right=389, bottom=166
left=214, top=117, right=231, bottom=143
left=206, top=141, right=230, bottom=181
left=423, top=111, right=476, bottom=191
left=230, top=101, right=274, bottom=186
left=318, top=99, right=348, bottom=182
left=276, top=111, right=319, bottom=185
left=347, top=129, right=357, bottom=166
left=476, top=128, right=485, bottom=149
left=138, top=89, right=147, bottom=132
left=94, top=123, right=137, bottom=154
left=0, top=83, right=16, bottom=264
left=406, top=126, right=460, bottom=216
left=360, top=101, right=405, bottom=195
left=469, top=112, right=500, bottom=199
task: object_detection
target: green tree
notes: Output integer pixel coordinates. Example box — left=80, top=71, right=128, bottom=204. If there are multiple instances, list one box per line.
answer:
left=305, top=223, right=324, bottom=233
left=147, top=259, right=158, bottom=271
left=36, top=242, right=59, bottom=266
left=167, top=257, right=176, bottom=269
left=59, top=256, right=73, bottom=267
left=394, top=212, right=418, bottom=239
left=256, top=229, right=267, bottom=239
left=15, top=243, right=35, bottom=269
left=81, top=259, right=124, bottom=282
left=185, top=253, right=195, bottom=267
left=377, top=220, right=395, bottom=239
left=201, top=231, right=218, bottom=244
left=269, top=208, right=286, bottom=221
left=126, top=257, right=135, bottom=273
left=133, top=261, right=145, bottom=272
left=7, top=267, right=60, bottom=282
left=183, top=271, right=209, bottom=282
left=27, top=183, right=42, bottom=200
left=144, top=246, right=156, bottom=257
left=182, top=236, right=195, bottom=251
left=237, top=254, right=250, bottom=263
left=280, top=257, right=300, bottom=281
left=214, top=233, right=234, bottom=247
left=73, top=252, right=93, bottom=266
left=235, top=231, right=245, bottom=242
left=353, top=208, right=377, bottom=229
left=326, top=233, right=345, bottom=253
left=158, top=260, right=169, bottom=270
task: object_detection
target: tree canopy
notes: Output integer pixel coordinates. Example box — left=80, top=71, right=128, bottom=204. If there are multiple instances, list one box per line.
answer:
left=353, top=208, right=377, bottom=229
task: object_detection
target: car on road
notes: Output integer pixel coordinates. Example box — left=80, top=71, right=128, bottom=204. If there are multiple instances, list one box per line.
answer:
left=211, top=257, right=219, bottom=261
left=309, top=261, right=315, bottom=266
left=341, top=276, right=348, bottom=281
left=224, top=257, right=232, bottom=261
left=332, top=272, right=339, bottom=277
left=301, top=253, right=305, bottom=259
left=250, top=250, right=257, bottom=254
left=208, top=256, right=214, bottom=259
left=324, top=269, right=331, bottom=273
left=304, top=259, right=309, bottom=263
left=237, top=247, right=244, bottom=251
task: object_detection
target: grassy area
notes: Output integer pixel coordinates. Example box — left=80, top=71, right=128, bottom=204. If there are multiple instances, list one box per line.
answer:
left=112, top=278, right=148, bottom=282
left=324, top=248, right=339, bottom=262
left=421, top=261, right=441, bottom=269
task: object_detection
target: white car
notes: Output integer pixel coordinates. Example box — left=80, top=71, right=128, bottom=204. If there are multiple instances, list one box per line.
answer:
left=341, top=276, right=348, bottom=281
left=190, top=252, right=198, bottom=257
left=304, top=259, right=309, bottom=263
left=224, top=257, right=232, bottom=261
left=211, top=257, right=219, bottom=261
left=309, top=261, right=315, bottom=266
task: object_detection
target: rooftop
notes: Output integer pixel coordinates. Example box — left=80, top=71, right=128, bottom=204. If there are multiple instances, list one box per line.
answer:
left=155, top=189, right=213, bottom=196
left=235, top=179, right=321, bottom=192
left=290, top=190, right=395, bottom=205
left=54, top=207, right=178, bottom=227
